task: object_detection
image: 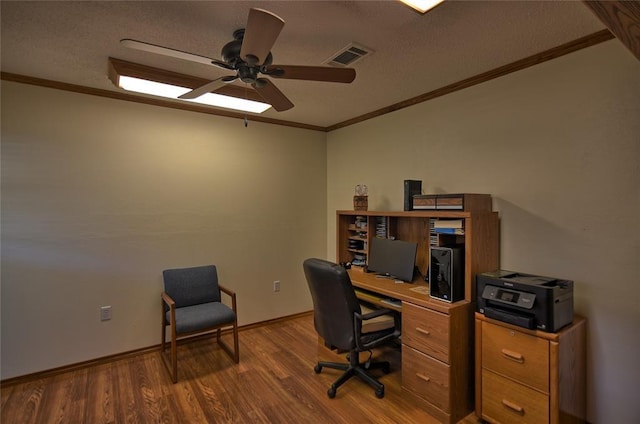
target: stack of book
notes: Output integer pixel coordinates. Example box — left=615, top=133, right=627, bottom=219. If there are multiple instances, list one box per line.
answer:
left=429, top=218, right=438, bottom=245
left=433, top=219, right=464, bottom=235
left=375, top=216, right=388, bottom=238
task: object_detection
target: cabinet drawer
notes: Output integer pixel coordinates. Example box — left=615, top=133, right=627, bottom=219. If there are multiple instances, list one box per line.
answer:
left=482, top=370, right=549, bottom=424
left=481, top=321, right=549, bottom=392
left=403, top=302, right=450, bottom=363
left=402, top=345, right=450, bottom=413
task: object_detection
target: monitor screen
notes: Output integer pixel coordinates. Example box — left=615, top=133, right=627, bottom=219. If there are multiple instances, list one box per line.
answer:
left=367, top=237, right=418, bottom=282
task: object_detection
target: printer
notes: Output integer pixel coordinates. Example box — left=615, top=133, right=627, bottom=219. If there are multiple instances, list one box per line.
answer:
left=476, top=270, right=573, bottom=332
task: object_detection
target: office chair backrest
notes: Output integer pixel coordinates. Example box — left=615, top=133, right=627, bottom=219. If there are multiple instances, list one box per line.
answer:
left=303, top=258, right=362, bottom=351
left=163, top=265, right=221, bottom=308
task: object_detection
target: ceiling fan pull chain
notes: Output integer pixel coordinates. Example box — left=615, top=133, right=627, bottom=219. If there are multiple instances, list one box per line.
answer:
left=244, top=85, right=249, bottom=127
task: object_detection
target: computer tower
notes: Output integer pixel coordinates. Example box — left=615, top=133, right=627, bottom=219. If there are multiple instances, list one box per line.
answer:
left=404, top=180, right=422, bottom=211
left=429, top=246, right=464, bottom=302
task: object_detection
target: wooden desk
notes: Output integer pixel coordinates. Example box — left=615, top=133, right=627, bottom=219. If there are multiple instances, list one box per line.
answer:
left=349, top=267, right=469, bottom=314
left=349, top=267, right=474, bottom=424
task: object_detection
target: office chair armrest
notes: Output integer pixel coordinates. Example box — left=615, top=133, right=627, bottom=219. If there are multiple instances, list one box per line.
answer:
left=354, top=308, right=400, bottom=351
left=219, top=284, right=238, bottom=313
left=355, top=308, right=397, bottom=335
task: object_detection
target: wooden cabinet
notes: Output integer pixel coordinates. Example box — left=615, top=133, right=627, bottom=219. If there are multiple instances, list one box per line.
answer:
left=338, top=209, right=500, bottom=423
left=475, top=314, right=586, bottom=424
left=402, top=301, right=474, bottom=423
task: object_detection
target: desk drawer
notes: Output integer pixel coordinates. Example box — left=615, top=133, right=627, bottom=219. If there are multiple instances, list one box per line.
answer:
left=402, top=345, right=450, bottom=413
left=403, top=302, right=449, bottom=363
left=481, top=321, right=549, bottom=392
left=482, top=370, right=549, bottom=424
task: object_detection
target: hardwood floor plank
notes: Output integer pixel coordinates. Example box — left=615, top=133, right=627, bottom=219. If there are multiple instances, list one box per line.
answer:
left=1, top=380, right=45, bottom=423
left=1, top=314, right=483, bottom=423
left=83, top=363, right=115, bottom=424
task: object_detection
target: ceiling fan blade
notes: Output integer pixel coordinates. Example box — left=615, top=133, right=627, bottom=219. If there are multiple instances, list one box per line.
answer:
left=252, top=79, right=293, bottom=112
left=265, top=65, right=356, bottom=83
left=240, top=8, right=285, bottom=66
left=178, top=77, right=232, bottom=100
left=121, top=38, right=215, bottom=67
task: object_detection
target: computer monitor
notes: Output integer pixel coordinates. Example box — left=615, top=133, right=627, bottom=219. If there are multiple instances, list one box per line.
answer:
left=367, top=237, right=418, bottom=282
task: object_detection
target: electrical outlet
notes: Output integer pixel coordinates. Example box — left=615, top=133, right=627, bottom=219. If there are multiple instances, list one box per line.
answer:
left=100, top=305, right=112, bottom=321
left=273, top=280, right=281, bottom=292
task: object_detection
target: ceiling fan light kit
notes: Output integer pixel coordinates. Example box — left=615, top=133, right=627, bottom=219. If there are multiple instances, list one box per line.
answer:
left=116, top=7, right=356, bottom=114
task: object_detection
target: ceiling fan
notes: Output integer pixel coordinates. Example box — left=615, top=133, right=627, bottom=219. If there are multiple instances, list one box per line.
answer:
left=121, top=8, right=356, bottom=112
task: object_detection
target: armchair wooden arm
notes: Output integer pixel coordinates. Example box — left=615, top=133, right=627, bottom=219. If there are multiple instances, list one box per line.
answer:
left=219, top=285, right=237, bottom=313
left=160, top=291, right=178, bottom=381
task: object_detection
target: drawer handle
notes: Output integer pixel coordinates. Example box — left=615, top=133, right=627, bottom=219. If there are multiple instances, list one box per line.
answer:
left=416, top=327, right=431, bottom=336
left=502, top=399, right=525, bottom=415
left=501, top=348, right=524, bottom=363
left=416, top=373, right=431, bottom=383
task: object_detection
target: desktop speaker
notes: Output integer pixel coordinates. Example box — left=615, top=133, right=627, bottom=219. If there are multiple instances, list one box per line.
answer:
left=404, top=180, right=422, bottom=211
left=429, top=246, right=464, bottom=302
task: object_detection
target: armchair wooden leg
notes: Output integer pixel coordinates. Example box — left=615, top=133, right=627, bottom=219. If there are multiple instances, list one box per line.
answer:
left=217, top=322, right=240, bottom=363
left=170, top=329, right=177, bottom=383
left=160, top=322, right=178, bottom=383
left=232, top=322, right=239, bottom=363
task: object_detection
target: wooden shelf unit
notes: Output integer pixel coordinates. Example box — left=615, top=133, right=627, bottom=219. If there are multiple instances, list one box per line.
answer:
left=337, top=209, right=500, bottom=423
left=337, top=209, right=500, bottom=302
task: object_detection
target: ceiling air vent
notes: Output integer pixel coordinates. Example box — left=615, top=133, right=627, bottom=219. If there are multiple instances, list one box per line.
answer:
left=324, top=43, right=373, bottom=67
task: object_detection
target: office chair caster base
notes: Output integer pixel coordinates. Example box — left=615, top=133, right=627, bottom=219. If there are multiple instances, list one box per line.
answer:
left=375, top=387, right=385, bottom=399
left=382, top=363, right=391, bottom=374
left=314, top=364, right=323, bottom=373
left=328, top=386, right=337, bottom=398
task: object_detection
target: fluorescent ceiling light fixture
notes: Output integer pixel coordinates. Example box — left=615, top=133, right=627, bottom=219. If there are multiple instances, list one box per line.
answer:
left=399, top=0, right=445, bottom=14
left=119, top=76, right=271, bottom=113
left=108, top=59, right=272, bottom=114
left=119, top=76, right=190, bottom=98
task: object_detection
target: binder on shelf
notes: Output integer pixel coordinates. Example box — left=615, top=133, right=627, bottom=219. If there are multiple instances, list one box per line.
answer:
left=434, top=219, right=464, bottom=229
left=434, top=228, right=465, bottom=235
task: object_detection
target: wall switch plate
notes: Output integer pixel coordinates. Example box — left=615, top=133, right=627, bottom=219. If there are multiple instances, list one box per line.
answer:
left=273, top=280, right=281, bottom=292
left=100, top=305, right=112, bottom=321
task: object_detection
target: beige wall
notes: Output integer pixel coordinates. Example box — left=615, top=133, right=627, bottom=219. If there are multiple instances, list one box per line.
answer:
left=1, top=82, right=326, bottom=378
left=2, top=38, right=639, bottom=423
left=327, top=40, right=639, bottom=423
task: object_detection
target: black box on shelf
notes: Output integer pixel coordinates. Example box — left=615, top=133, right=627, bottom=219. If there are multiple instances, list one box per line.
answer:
left=404, top=180, right=422, bottom=211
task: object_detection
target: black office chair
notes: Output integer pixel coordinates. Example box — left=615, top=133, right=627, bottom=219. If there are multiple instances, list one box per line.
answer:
left=303, top=258, right=400, bottom=398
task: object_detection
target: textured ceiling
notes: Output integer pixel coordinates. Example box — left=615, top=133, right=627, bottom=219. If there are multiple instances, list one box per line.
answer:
left=1, top=1, right=606, bottom=128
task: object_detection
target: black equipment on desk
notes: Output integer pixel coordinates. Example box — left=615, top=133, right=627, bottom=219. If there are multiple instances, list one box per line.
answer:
left=476, top=270, right=574, bottom=332
left=429, top=246, right=464, bottom=302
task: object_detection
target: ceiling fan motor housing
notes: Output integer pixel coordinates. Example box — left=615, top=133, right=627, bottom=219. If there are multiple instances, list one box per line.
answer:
left=221, top=38, right=242, bottom=66
left=238, top=65, right=261, bottom=84
left=221, top=29, right=273, bottom=68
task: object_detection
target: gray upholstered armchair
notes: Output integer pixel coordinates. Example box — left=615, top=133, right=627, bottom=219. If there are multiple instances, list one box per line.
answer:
left=161, top=265, right=239, bottom=383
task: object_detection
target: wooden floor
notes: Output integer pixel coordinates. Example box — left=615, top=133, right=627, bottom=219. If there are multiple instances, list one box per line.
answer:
left=1, top=313, right=482, bottom=423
